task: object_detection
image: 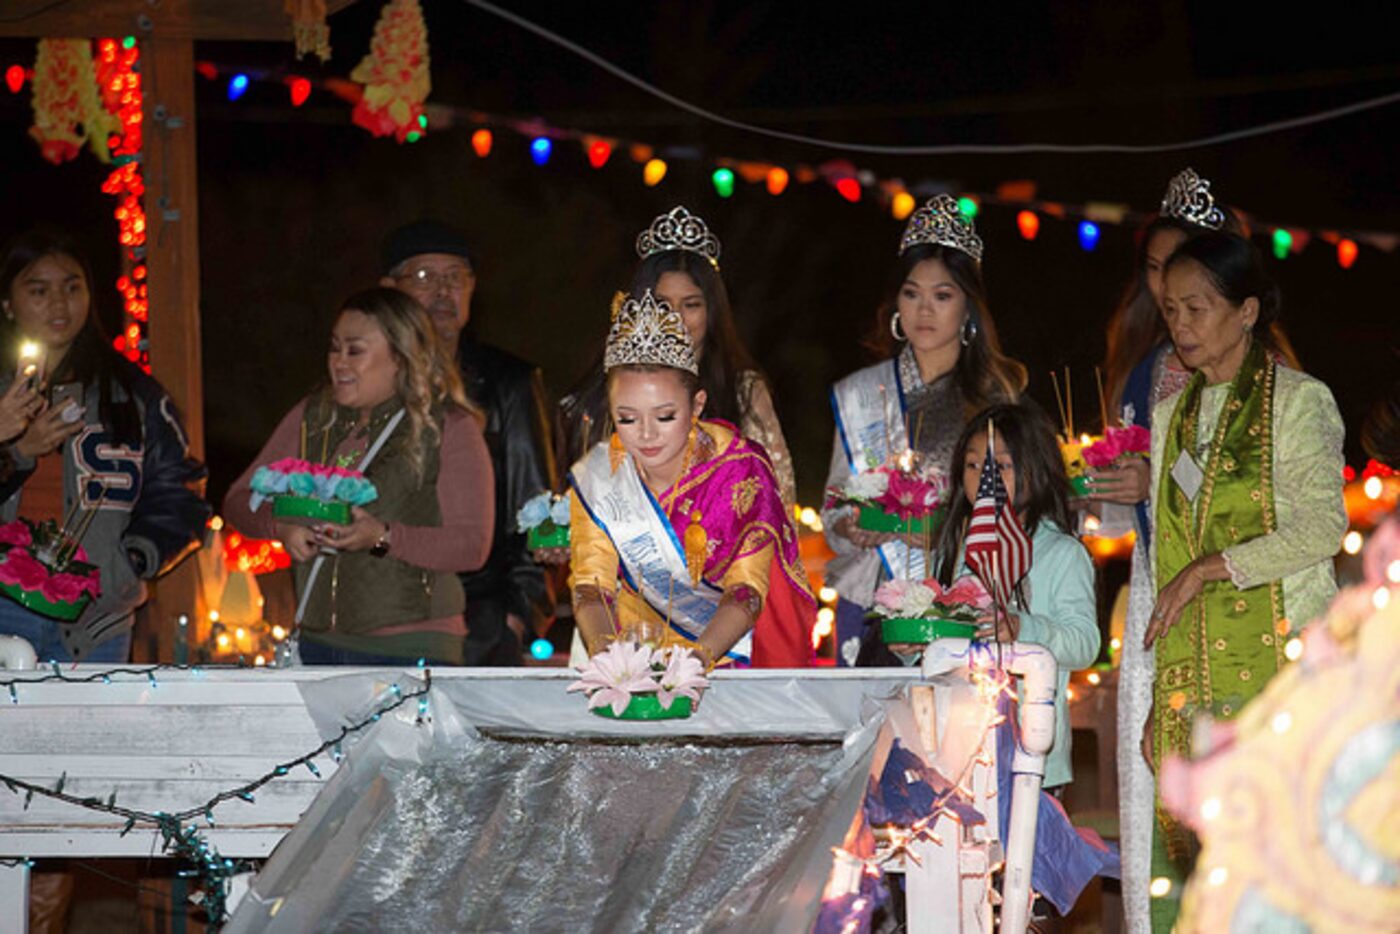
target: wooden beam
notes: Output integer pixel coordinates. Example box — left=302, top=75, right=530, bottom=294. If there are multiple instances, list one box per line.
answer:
left=135, top=34, right=203, bottom=663
left=0, top=0, right=358, bottom=41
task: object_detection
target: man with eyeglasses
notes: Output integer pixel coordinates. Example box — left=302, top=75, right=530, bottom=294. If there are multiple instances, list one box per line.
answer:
left=381, top=220, right=558, bottom=665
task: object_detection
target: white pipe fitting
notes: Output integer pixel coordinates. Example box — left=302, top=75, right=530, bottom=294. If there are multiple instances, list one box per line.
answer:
left=921, top=638, right=1061, bottom=934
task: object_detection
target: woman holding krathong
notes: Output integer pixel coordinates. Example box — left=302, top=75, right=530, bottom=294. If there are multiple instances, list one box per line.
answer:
left=822, top=194, right=1026, bottom=666
left=224, top=288, right=493, bottom=666
left=0, top=228, right=209, bottom=663
left=1142, top=232, right=1344, bottom=930
left=568, top=290, right=814, bottom=670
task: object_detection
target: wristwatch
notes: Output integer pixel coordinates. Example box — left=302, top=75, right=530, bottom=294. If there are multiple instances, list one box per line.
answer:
left=369, top=524, right=391, bottom=558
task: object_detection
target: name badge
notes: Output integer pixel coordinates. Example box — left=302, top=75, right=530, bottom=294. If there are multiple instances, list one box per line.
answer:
left=1171, top=450, right=1204, bottom=502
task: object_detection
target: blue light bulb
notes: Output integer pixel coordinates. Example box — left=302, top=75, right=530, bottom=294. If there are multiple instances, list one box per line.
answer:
left=227, top=73, right=250, bottom=101
left=530, top=137, right=552, bottom=165
left=530, top=638, right=553, bottom=661
left=1078, top=221, right=1100, bottom=252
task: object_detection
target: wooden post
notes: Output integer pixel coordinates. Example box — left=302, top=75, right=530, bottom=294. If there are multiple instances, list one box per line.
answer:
left=135, top=33, right=204, bottom=662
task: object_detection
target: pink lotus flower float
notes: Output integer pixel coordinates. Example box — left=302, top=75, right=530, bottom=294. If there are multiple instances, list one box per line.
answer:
left=825, top=452, right=950, bottom=538
left=869, top=575, right=992, bottom=645
left=567, top=640, right=710, bottom=720
left=1062, top=425, right=1151, bottom=496
left=0, top=519, right=101, bottom=621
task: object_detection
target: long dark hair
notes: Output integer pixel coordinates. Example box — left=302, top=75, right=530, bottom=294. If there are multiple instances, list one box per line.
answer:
left=935, top=401, right=1073, bottom=586
left=0, top=227, right=141, bottom=445
left=1102, top=209, right=1248, bottom=416
left=865, top=243, right=1026, bottom=412
left=629, top=250, right=761, bottom=427
left=1163, top=231, right=1299, bottom=366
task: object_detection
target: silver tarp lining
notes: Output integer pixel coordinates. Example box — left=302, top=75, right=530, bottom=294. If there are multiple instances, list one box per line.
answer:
left=228, top=673, right=913, bottom=933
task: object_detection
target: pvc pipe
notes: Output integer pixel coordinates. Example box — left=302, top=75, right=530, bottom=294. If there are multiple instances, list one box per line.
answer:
left=921, top=639, right=1059, bottom=934
left=0, top=635, right=37, bottom=670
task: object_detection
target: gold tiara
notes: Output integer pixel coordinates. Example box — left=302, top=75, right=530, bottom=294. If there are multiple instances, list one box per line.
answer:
left=898, top=194, right=984, bottom=262
left=635, top=206, right=721, bottom=268
left=1160, top=168, right=1226, bottom=230
left=603, top=289, right=699, bottom=375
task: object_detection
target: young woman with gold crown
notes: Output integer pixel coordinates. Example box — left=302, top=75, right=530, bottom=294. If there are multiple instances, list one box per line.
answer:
left=567, top=290, right=815, bottom=669
left=558, top=206, right=795, bottom=507
left=821, top=194, right=1026, bottom=667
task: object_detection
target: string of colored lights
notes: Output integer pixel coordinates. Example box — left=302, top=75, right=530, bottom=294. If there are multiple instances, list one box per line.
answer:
left=174, top=61, right=1393, bottom=270
left=3, top=48, right=1389, bottom=269
left=0, top=663, right=433, bottom=926
left=93, top=36, right=149, bottom=371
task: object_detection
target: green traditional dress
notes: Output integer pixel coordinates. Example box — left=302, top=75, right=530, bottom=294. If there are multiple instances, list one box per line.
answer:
left=1146, top=342, right=1346, bottom=931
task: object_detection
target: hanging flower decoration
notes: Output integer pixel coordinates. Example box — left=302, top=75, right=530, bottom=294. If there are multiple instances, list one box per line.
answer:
left=286, top=0, right=333, bottom=63
left=28, top=39, right=119, bottom=165
left=349, top=0, right=430, bottom=143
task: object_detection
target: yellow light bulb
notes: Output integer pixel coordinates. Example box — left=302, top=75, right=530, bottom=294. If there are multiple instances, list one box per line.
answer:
left=1363, top=476, right=1383, bottom=500
left=1342, top=531, right=1363, bottom=555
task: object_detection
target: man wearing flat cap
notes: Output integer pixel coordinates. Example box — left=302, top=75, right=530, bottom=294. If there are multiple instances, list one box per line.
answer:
left=382, top=220, right=558, bottom=665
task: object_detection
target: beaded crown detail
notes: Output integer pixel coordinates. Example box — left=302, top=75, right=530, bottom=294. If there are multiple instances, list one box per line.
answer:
left=635, top=206, right=722, bottom=268
left=604, top=289, right=699, bottom=375
left=1160, top=168, right=1225, bottom=230
left=898, top=194, right=984, bottom=262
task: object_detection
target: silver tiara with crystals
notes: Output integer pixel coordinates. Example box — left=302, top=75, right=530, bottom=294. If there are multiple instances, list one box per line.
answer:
left=635, top=206, right=722, bottom=268
left=603, top=289, right=699, bottom=375
left=1160, top=168, right=1226, bottom=230
left=898, top=194, right=984, bottom=262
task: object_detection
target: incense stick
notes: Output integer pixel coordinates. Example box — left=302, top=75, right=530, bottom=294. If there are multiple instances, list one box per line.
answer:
left=1049, top=371, right=1068, bottom=440
left=878, top=384, right=893, bottom=459
left=1065, top=366, right=1075, bottom=439
left=1095, top=366, right=1109, bottom=431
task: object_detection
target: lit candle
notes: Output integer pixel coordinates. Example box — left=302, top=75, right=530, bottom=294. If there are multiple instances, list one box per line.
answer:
left=17, top=340, right=42, bottom=386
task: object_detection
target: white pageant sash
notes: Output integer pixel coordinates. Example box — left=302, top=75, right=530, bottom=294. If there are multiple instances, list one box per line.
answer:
left=829, top=358, right=927, bottom=581
left=569, top=443, right=752, bottom=664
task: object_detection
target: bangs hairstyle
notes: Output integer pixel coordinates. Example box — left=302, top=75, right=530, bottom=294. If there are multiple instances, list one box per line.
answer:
left=604, top=362, right=701, bottom=400
left=629, top=250, right=759, bottom=426
left=934, top=400, right=1072, bottom=586
left=333, top=287, right=476, bottom=480
left=866, top=243, right=1026, bottom=412
left=0, top=226, right=141, bottom=445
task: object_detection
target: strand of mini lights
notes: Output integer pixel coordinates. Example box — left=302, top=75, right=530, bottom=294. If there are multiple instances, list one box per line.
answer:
left=0, top=664, right=433, bottom=926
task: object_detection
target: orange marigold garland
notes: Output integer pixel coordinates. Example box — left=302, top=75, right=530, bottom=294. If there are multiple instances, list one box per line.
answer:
left=349, top=0, right=430, bottom=143
left=28, top=38, right=118, bottom=165
left=286, top=0, right=333, bottom=63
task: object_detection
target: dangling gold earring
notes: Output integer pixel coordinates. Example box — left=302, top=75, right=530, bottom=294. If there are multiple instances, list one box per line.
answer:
left=609, top=431, right=625, bottom=473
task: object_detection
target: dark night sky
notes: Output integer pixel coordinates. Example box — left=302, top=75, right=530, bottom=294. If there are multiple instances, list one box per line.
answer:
left=2, top=1, right=1398, bottom=505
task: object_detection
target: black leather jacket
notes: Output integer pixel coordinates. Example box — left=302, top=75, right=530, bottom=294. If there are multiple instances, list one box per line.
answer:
left=457, top=339, right=558, bottom=629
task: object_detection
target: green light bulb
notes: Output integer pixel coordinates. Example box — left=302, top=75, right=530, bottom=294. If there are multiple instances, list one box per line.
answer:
left=122, top=36, right=136, bottom=50
left=1272, top=228, right=1292, bottom=259
left=712, top=168, right=735, bottom=199
left=957, top=196, right=979, bottom=218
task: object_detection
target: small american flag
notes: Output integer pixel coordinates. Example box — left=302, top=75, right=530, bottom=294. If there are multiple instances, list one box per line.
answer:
left=965, top=428, right=1032, bottom=611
